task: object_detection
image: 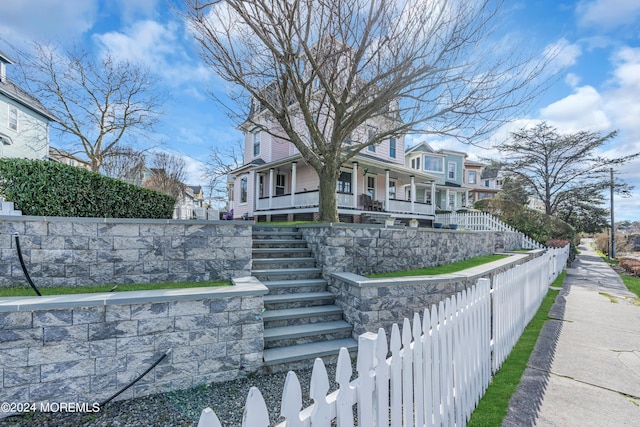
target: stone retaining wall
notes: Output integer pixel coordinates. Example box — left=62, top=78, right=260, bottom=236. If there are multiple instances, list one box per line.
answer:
left=299, top=224, right=524, bottom=277
left=0, top=278, right=267, bottom=417
left=328, top=251, right=543, bottom=336
left=0, top=217, right=252, bottom=287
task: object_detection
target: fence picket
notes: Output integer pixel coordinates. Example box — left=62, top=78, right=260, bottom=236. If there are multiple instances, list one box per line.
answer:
left=375, top=328, right=390, bottom=427
left=242, top=387, right=270, bottom=427
left=198, top=245, right=569, bottom=427
left=335, top=348, right=355, bottom=427
left=389, top=324, right=402, bottom=427
left=401, top=318, right=414, bottom=427
left=310, top=358, right=331, bottom=427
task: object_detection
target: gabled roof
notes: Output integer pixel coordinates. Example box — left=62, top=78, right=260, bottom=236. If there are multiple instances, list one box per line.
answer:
left=0, top=57, right=57, bottom=122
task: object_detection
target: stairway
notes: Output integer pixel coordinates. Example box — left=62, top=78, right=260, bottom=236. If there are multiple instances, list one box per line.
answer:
left=252, top=225, right=357, bottom=366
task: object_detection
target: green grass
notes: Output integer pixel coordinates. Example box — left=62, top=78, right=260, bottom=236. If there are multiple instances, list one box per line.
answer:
left=0, top=281, right=230, bottom=297
left=366, top=254, right=509, bottom=278
left=468, top=271, right=566, bottom=427
left=621, top=275, right=640, bottom=299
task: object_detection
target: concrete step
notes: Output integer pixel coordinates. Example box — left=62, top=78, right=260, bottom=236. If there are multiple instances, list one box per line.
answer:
left=264, top=291, right=334, bottom=310
left=252, top=257, right=316, bottom=270
left=264, top=320, right=353, bottom=348
left=252, top=247, right=312, bottom=258
left=253, top=226, right=300, bottom=233
left=253, top=239, right=309, bottom=248
left=263, top=305, right=343, bottom=327
left=263, top=338, right=358, bottom=366
left=253, top=231, right=303, bottom=240
left=252, top=267, right=322, bottom=281
left=262, top=278, right=327, bottom=295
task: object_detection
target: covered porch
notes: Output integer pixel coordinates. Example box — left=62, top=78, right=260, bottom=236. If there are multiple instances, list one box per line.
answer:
left=252, top=155, right=437, bottom=222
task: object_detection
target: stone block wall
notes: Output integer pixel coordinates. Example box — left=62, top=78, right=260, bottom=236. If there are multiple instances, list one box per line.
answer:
left=299, top=224, right=524, bottom=277
left=0, top=217, right=252, bottom=287
left=0, top=279, right=267, bottom=416
left=328, top=252, right=540, bottom=336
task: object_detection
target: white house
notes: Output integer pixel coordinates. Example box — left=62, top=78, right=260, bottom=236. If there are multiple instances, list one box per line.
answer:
left=0, top=50, right=56, bottom=160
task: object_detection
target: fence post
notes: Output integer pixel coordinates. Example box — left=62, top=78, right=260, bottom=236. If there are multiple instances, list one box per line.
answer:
left=357, top=333, right=377, bottom=427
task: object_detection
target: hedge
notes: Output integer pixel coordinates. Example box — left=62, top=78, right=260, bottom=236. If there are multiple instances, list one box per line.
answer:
left=0, top=158, right=175, bottom=219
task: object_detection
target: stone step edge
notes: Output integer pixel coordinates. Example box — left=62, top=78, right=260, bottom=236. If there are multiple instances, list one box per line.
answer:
left=264, top=320, right=352, bottom=341
left=263, top=338, right=357, bottom=365
left=252, top=257, right=316, bottom=263
left=263, top=305, right=343, bottom=321
left=263, top=291, right=334, bottom=304
left=251, top=267, right=322, bottom=275
left=262, top=279, right=327, bottom=289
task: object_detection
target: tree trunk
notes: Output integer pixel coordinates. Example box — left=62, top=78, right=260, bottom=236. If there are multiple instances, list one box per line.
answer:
left=317, top=167, right=340, bottom=223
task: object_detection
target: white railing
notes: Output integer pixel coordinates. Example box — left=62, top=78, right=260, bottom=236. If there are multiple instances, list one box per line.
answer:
left=198, top=245, right=569, bottom=427
left=387, top=199, right=434, bottom=215
left=436, top=211, right=542, bottom=249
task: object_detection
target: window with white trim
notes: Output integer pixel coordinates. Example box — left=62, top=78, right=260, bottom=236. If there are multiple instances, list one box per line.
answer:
left=389, top=138, right=396, bottom=158
left=388, top=180, right=396, bottom=199
left=367, top=176, right=375, bottom=198
left=8, top=106, right=18, bottom=131
left=337, top=171, right=352, bottom=193
left=448, top=161, right=456, bottom=180
left=275, top=174, right=286, bottom=196
left=423, top=155, right=443, bottom=173
left=240, top=177, right=248, bottom=203
left=253, top=131, right=260, bottom=156
left=468, top=171, right=476, bottom=184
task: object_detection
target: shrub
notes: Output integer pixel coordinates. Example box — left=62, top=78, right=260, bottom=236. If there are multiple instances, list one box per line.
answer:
left=0, top=158, right=175, bottom=218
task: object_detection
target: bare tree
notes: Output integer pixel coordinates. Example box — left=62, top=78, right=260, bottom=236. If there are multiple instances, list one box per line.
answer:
left=101, top=146, right=147, bottom=185
left=18, top=43, right=164, bottom=173
left=144, top=152, right=187, bottom=199
left=187, top=0, right=555, bottom=221
left=202, top=140, right=244, bottom=207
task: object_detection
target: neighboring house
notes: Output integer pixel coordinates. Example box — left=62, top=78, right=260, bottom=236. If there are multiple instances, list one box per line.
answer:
left=405, top=142, right=473, bottom=211
left=475, top=166, right=503, bottom=202
left=464, top=158, right=494, bottom=206
left=227, top=109, right=439, bottom=222
left=48, top=146, right=92, bottom=171
left=0, top=50, right=56, bottom=160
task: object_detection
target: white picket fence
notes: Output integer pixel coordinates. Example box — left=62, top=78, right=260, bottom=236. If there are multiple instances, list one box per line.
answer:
left=436, top=211, right=542, bottom=249
left=198, top=246, right=569, bottom=427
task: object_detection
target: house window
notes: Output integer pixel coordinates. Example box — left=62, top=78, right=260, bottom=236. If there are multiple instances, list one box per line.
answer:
left=449, top=193, right=455, bottom=209
left=367, top=128, right=376, bottom=152
left=253, top=131, right=261, bottom=156
left=426, top=191, right=432, bottom=204
left=8, top=106, right=18, bottom=131
left=367, top=176, right=375, bottom=198
left=389, top=138, right=396, bottom=158
left=424, top=155, right=443, bottom=173
left=240, top=177, right=248, bottom=203
left=275, top=174, right=286, bottom=196
left=388, top=180, right=396, bottom=199
left=337, top=171, right=352, bottom=193
left=448, top=162, right=456, bottom=180
left=469, top=171, right=476, bottom=184
left=259, top=175, right=265, bottom=198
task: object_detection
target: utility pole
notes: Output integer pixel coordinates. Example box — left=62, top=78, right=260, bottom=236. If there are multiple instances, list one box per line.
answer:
left=610, top=168, right=615, bottom=259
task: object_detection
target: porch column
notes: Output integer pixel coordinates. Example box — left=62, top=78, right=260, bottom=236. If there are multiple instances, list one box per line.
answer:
left=291, top=162, right=297, bottom=207
left=410, top=175, right=415, bottom=212
left=431, top=182, right=436, bottom=214
left=465, top=190, right=469, bottom=208
left=446, top=188, right=450, bottom=210
left=352, top=162, right=358, bottom=208
left=254, top=172, right=260, bottom=212
left=385, top=169, right=390, bottom=211
left=268, top=168, right=274, bottom=209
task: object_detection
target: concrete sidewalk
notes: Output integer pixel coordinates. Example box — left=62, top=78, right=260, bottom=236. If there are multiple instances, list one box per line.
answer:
left=503, top=239, right=640, bottom=427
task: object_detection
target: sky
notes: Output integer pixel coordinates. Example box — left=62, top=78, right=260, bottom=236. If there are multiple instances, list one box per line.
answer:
left=0, top=0, right=639, bottom=221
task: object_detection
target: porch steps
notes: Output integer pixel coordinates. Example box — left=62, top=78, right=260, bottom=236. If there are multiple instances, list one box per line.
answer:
left=252, top=225, right=356, bottom=366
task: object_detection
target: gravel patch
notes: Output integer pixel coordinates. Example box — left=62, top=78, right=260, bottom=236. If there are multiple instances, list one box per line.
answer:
left=0, top=364, right=345, bottom=427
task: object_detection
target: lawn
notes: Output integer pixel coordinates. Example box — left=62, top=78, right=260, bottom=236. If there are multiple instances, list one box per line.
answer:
left=366, top=254, right=509, bottom=278
left=467, top=271, right=565, bottom=426
left=621, top=275, right=640, bottom=299
left=0, top=280, right=230, bottom=297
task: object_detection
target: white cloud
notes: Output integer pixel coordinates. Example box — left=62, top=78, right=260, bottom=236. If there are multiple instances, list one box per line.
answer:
left=577, top=0, right=640, bottom=31
left=0, top=0, right=98, bottom=42
left=93, top=20, right=213, bottom=87
left=545, top=38, right=582, bottom=69
left=540, top=85, right=611, bottom=132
